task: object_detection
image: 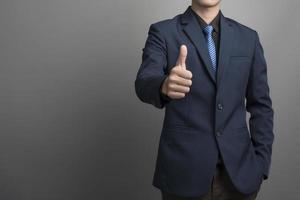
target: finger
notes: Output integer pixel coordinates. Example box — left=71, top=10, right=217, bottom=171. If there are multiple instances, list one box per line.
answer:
left=169, top=83, right=190, bottom=93
left=174, top=68, right=193, bottom=79
left=168, top=91, right=186, bottom=99
left=176, top=45, right=187, bottom=68
left=168, top=75, right=192, bottom=87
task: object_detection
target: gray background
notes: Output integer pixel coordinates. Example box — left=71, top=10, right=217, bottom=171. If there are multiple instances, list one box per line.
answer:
left=0, top=0, right=299, bottom=199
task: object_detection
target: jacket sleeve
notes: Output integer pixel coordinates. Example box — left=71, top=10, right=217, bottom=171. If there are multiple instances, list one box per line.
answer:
left=246, top=31, right=275, bottom=180
left=134, top=23, right=172, bottom=109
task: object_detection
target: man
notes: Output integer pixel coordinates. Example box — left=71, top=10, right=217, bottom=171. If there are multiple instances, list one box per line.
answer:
left=134, top=0, right=274, bottom=199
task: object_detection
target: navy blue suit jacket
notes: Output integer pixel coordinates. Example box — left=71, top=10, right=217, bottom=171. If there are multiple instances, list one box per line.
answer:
left=134, top=6, right=274, bottom=197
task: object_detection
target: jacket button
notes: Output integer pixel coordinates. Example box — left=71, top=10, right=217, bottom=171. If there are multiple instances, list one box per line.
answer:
left=216, top=131, right=221, bottom=137
left=217, top=103, right=223, bottom=110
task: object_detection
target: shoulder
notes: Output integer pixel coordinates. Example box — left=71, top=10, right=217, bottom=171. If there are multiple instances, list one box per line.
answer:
left=226, top=16, right=258, bottom=37
left=148, top=14, right=181, bottom=35
left=225, top=16, right=260, bottom=45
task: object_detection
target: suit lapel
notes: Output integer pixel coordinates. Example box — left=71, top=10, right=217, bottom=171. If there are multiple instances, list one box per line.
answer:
left=180, top=6, right=234, bottom=88
left=217, top=11, right=234, bottom=88
left=181, top=6, right=217, bottom=84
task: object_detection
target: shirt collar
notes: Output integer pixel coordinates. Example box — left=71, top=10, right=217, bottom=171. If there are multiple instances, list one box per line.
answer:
left=191, top=9, right=220, bottom=33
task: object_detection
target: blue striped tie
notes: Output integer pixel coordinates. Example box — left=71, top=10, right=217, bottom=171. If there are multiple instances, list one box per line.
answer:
left=203, top=25, right=217, bottom=72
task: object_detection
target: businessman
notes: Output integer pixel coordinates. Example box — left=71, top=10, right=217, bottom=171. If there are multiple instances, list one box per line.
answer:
left=134, top=0, right=274, bottom=199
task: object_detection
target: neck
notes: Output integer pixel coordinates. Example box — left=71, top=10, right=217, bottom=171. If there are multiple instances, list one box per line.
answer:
left=191, top=2, right=220, bottom=24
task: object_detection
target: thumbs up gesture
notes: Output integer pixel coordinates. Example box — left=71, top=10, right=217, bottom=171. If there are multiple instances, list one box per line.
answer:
left=161, top=45, right=193, bottom=99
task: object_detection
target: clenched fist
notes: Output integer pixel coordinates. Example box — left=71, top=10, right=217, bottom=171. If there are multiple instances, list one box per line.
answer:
left=161, top=45, right=193, bottom=99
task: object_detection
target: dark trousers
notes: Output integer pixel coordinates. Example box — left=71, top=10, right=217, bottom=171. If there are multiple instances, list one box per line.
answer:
left=161, top=162, right=261, bottom=200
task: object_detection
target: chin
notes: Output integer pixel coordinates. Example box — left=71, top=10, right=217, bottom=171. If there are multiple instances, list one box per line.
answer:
left=196, top=0, right=221, bottom=7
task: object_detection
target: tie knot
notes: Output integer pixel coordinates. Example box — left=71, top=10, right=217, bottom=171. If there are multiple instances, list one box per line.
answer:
left=204, top=25, right=213, bottom=35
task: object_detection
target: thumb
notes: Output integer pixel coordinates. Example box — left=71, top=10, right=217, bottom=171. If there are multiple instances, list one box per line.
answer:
left=176, top=45, right=187, bottom=69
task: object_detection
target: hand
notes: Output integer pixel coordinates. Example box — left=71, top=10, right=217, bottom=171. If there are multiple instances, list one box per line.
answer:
left=161, top=45, right=193, bottom=99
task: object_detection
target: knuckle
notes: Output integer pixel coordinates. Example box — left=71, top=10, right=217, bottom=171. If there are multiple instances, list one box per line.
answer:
left=172, top=65, right=178, bottom=69
left=184, top=79, right=190, bottom=86
left=168, top=75, right=175, bottom=81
